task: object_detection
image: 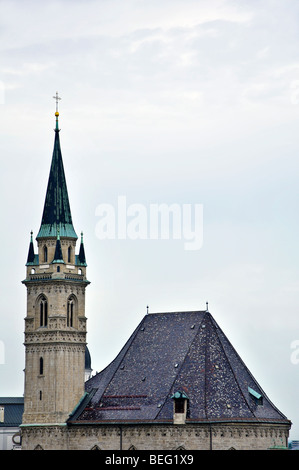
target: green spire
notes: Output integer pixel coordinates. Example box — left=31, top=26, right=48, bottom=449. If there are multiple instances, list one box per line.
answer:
left=36, top=95, right=77, bottom=240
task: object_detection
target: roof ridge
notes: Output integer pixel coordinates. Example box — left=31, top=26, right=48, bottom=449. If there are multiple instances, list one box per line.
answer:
left=207, top=313, right=255, bottom=418
left=148, top=310, right=206, bottom=315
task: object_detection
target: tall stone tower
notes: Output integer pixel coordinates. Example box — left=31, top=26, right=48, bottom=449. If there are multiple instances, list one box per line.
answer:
left=22, top=96, right=89, bottom=426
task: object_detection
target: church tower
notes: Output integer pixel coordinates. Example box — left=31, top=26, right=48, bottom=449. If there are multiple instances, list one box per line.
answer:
left=22, top=95, right=90, bottom=425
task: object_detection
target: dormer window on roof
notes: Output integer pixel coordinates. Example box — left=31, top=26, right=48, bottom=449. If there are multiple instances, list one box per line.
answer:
left=171, top=390, right=190, bottom=422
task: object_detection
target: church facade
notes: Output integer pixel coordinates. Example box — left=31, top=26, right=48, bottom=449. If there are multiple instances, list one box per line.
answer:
left=20, top=101, right=291, bottom=450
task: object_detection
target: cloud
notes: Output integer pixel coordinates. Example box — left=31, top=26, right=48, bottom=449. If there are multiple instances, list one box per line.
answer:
left=0, top=0, right=252, bottom=51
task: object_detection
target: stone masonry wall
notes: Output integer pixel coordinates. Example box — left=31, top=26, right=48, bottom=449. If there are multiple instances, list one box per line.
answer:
left=20, top=422, right=290, bottom=450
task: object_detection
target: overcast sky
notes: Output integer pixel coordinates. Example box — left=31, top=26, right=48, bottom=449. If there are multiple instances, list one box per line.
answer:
left=1, top=0, right=299, bottom=440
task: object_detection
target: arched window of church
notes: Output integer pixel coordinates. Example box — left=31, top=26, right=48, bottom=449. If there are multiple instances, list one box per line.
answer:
left=43, top=246, right=48, bottom=263
left=40, top=296, right=48, bottom=327
left=67, top=296, right=76, bottom=327
left=39, top=357, right=44, bottom=375
left=68, top=246, right=72, bottom=263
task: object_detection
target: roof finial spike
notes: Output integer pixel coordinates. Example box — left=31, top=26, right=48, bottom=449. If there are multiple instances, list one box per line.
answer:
left=206, top=301, right=209, bottom=312
left=146, top=305, right=149, bottom=314
left=30, top=230, right=33, bottom=242
left=53, top=91, right=61, bottom=131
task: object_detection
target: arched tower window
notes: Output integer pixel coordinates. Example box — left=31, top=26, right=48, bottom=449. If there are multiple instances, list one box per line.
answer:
left=67, top=296, right=76, bottom=327
left=39, top=296, right=48, bottom=327
left=43, top=246, right=48, bottom=263
left=68, top=246, right=72, bottom=263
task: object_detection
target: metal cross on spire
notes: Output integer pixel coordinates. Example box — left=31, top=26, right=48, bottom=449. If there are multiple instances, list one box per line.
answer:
left=53, top=91, right=61, bottom=113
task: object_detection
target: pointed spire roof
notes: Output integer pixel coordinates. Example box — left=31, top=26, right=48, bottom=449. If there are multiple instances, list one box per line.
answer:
left=52, top=229, right=64, bottom=264
left=26, top=231, right=36, bottom=265
left=77, top=232, right=87, bottom=266
left=36, top=96, right=77, bottom=240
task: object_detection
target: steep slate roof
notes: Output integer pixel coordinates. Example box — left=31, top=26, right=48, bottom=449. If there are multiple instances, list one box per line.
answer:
left=69, top=311, right=290, bottom=425
left=36, top=128, right=77, bottom=240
